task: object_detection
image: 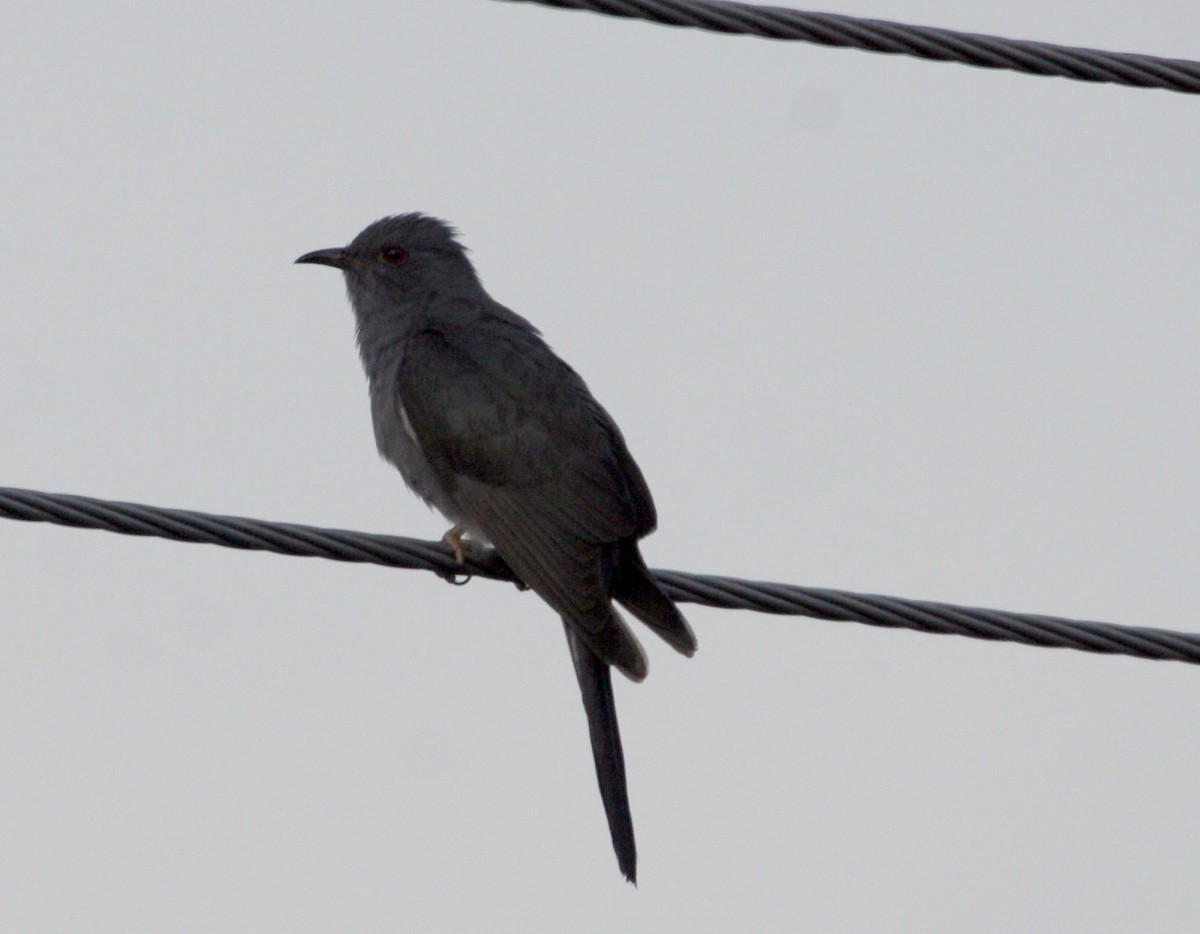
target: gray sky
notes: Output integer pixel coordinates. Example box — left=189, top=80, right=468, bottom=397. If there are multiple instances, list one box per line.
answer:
left=2, top=1, right=1198, bottom=930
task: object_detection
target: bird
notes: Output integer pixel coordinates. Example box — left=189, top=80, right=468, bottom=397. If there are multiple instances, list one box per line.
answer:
left=296, top=214, right=696, bottom=883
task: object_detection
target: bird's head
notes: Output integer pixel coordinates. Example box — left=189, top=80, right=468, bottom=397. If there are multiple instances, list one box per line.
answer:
left=296, top=213, right=479, bottom=310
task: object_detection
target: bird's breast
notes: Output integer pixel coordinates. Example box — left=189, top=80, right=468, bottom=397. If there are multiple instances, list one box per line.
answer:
left=368, top=366, right=464, bottom=524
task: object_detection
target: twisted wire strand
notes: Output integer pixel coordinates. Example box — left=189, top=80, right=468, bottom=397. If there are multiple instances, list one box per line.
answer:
left=3, top=486, right=1198, bottom=665
left=496, top=0, right=1200, bottom=95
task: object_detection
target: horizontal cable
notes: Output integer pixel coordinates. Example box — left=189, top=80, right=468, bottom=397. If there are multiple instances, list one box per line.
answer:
left=495, top=0, right=1200, bottom=95
left=3, top=486, right=1198, bottom=665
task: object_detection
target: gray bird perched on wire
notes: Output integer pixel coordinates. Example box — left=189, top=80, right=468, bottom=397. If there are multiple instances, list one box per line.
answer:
left=296, top=213, right=696, bottom=883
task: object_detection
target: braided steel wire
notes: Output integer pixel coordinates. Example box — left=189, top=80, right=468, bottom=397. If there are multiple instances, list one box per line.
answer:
left=3, top=486, right=1198, bottom=665
left=497, top=0, right=1200, bottom=95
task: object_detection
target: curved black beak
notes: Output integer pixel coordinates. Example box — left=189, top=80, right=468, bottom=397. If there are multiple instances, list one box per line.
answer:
left=295, top=247, right=350, bottom=269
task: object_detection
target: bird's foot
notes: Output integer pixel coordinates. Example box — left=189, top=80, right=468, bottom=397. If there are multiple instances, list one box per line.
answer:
left=436, top=526, right=529, bottom=592
left=442, top=524, right=469, bottom=565
left=436, top=523, right=472, bottom=581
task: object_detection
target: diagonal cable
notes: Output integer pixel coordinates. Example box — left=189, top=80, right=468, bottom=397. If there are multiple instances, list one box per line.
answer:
left=495, top=0, right=1200, bottom=95
left=2, top=485, right=1198, bottom=665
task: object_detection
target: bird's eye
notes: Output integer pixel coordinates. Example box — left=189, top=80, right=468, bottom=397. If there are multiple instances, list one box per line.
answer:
left=380, top=246, right=408, bottom=266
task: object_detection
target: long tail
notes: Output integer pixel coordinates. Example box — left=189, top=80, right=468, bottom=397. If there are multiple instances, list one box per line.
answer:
left=565, top=623, right=636, bottom=884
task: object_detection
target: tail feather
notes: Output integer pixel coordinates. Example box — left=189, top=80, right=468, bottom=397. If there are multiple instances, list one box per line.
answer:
left=570, top=606, right=647, bottom=683
left=565, top=624, right=637, bottom=885
left=613, top=543, right=697, bottom=657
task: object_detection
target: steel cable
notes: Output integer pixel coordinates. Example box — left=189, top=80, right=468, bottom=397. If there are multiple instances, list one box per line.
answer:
left=495, top=0, right=1200, bottom=95
left=3, top=486, right=1198, bottom=666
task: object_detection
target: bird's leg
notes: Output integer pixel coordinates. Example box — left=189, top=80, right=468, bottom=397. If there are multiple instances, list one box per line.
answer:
left=438, top=525, right=528, bottom=591
left=442, top=525, right=496, bottom=565
left=442, top=524, right=469, bottom=565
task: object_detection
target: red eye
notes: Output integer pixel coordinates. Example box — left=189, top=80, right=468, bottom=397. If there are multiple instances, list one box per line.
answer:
left=380, top=246, right=408, bottom=265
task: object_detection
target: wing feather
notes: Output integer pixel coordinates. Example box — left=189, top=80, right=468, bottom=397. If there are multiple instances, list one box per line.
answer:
left=397, top=322, right=650, bottom=679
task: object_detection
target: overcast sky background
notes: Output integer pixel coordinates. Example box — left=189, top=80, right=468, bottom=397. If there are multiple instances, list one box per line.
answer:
left=2, top=1, right=1198, bottom=930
